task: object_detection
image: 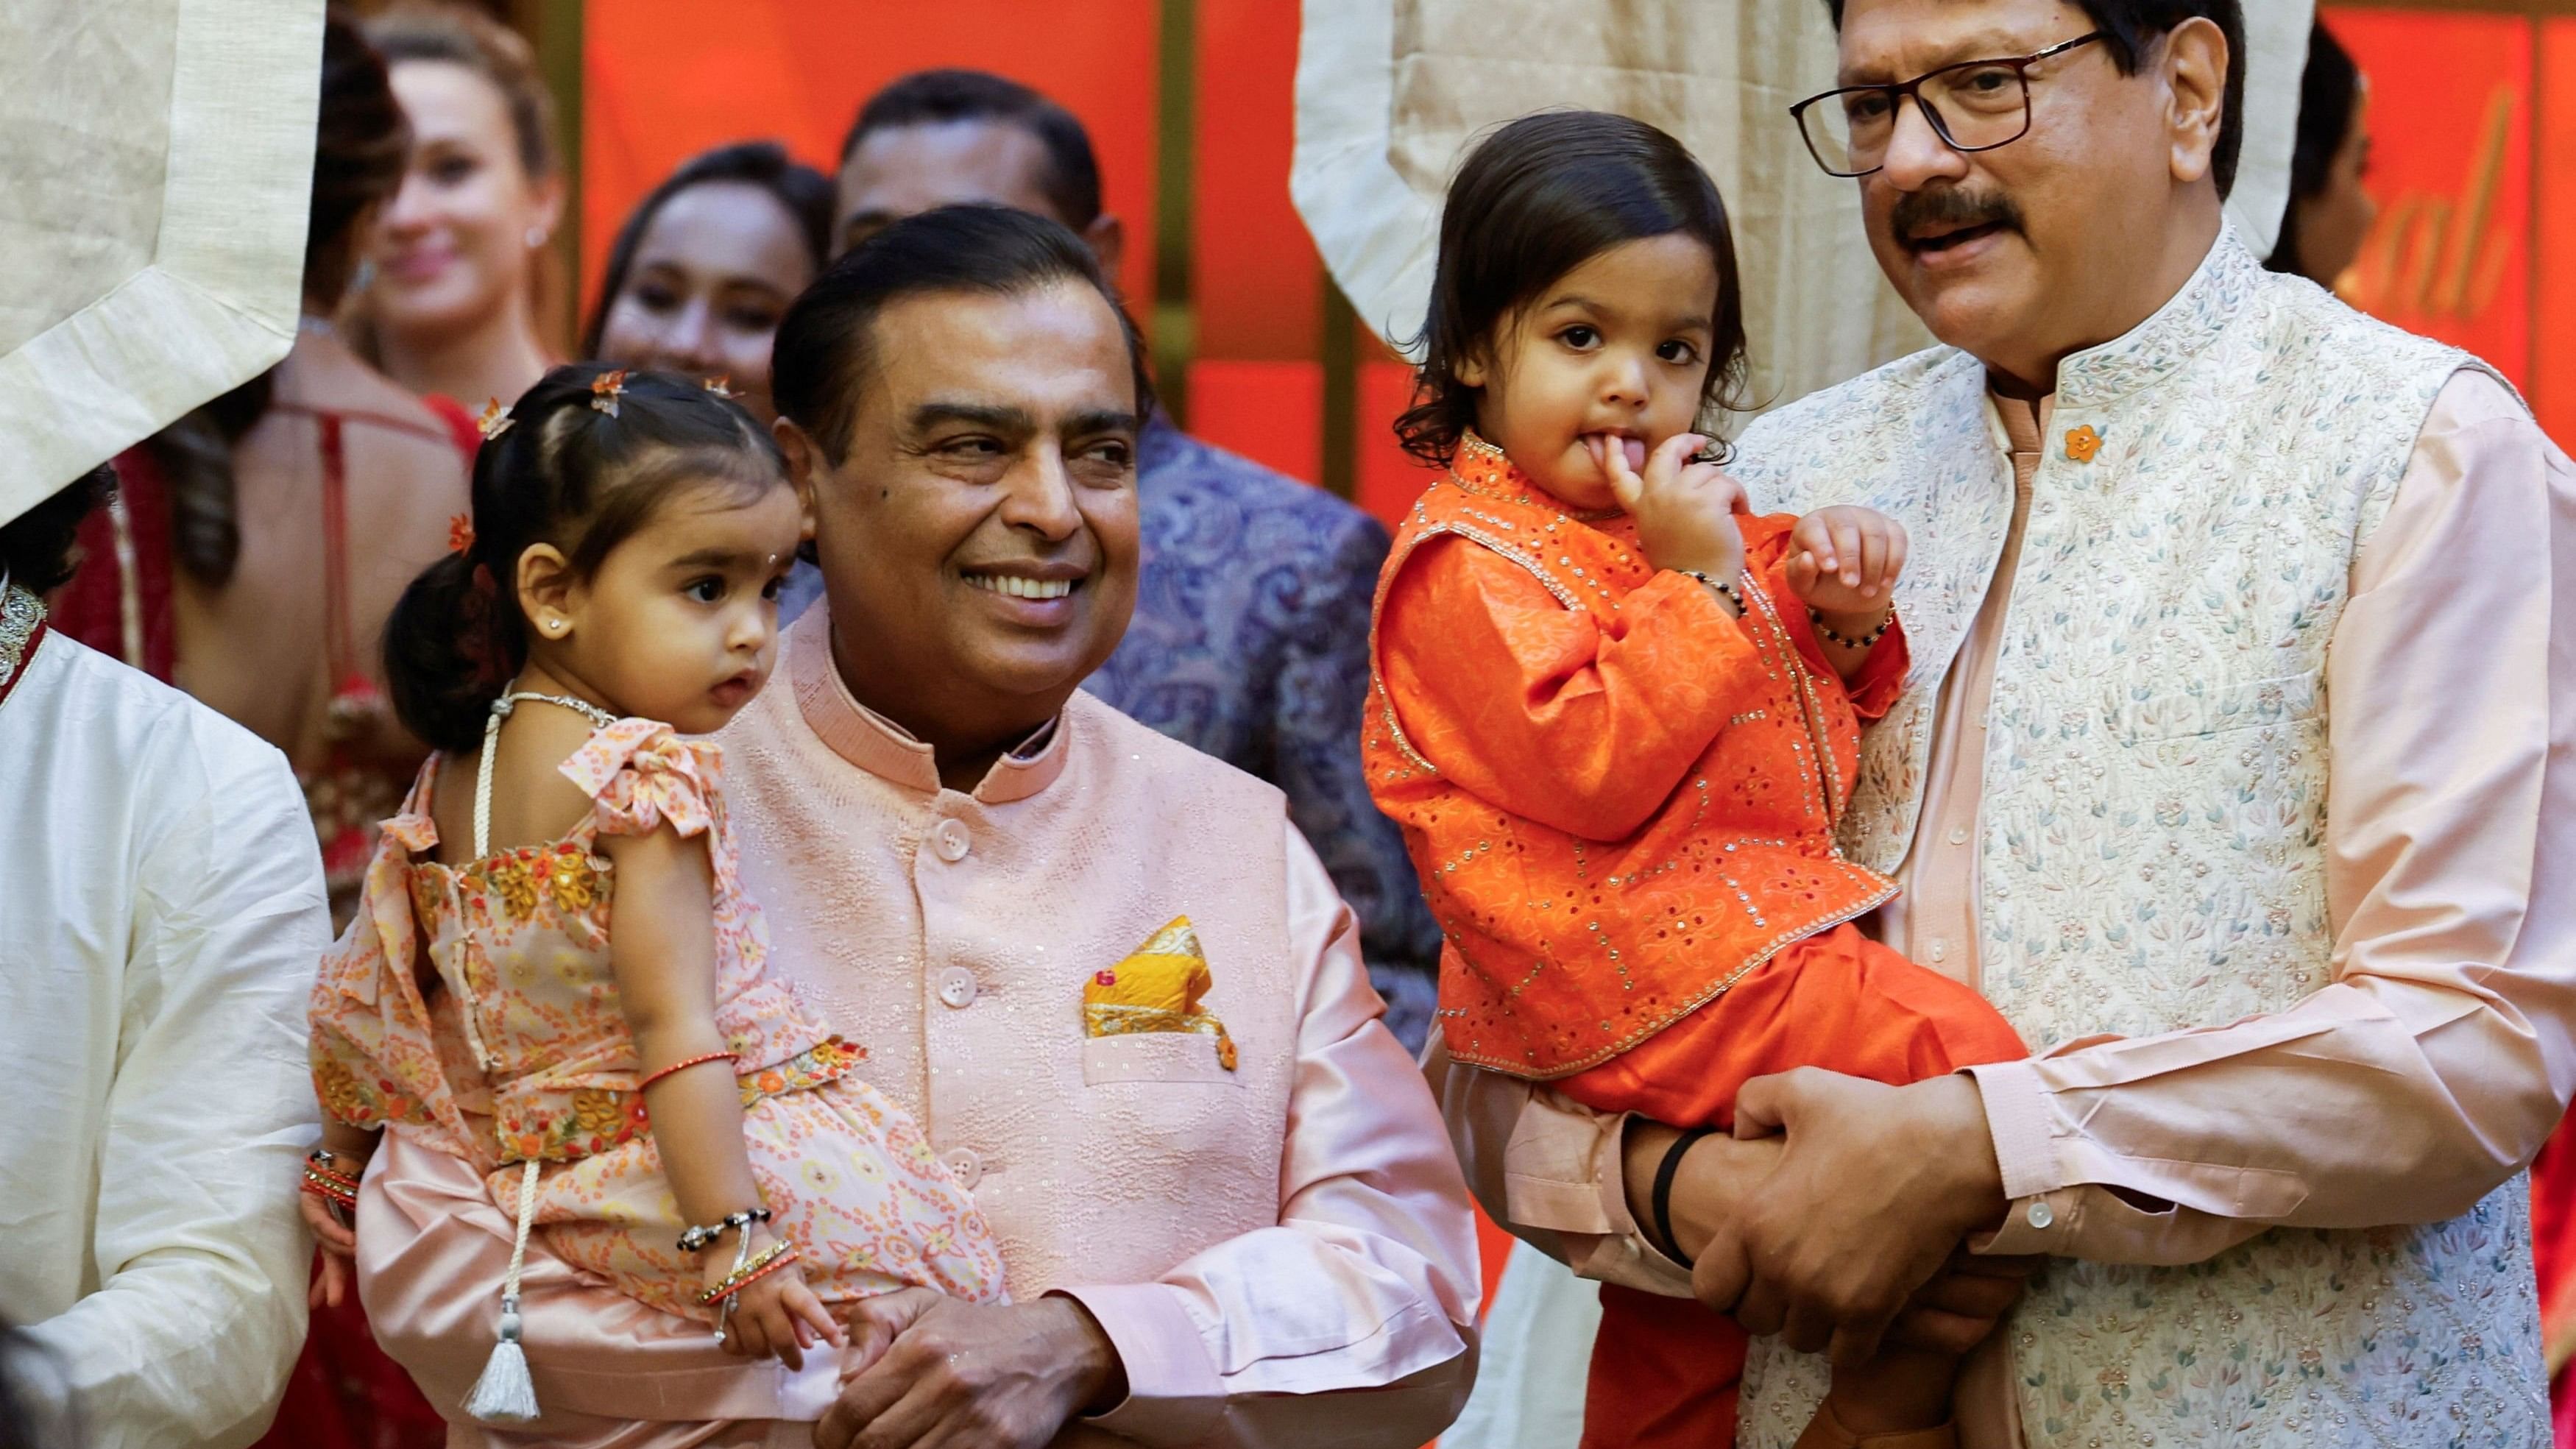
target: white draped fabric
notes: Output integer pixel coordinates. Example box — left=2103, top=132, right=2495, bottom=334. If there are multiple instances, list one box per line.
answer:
left=0, top=0, right=323, bottom=516
left=1, top=622, right=330, bottom=1448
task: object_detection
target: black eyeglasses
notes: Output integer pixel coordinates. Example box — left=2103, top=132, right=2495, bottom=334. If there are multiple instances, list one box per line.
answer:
left=1788, top=32, right=2107, bottom=178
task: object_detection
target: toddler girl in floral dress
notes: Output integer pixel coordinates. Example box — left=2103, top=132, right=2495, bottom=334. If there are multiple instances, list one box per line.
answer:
left=300, top=365, right=1004, bottom=1423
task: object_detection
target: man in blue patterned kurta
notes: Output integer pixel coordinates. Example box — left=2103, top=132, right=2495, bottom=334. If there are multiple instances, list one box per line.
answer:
left=777, top=68, right=1440, bottom=1048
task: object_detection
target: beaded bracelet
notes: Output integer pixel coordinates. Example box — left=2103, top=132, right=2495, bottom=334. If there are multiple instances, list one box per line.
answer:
left=677, top=1207, right=773, bottom=1254
left=1679, top=570, right=1746, bottom=615
left=1808, top=605, right=1895, bottom=649
left=697, top=1240, right=798, bottom=1306
left=638, top=1050, right=737, bottom=1094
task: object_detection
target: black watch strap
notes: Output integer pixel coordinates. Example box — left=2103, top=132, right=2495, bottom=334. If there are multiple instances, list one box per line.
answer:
left=1650, top=1126, right=1721, bottom=1266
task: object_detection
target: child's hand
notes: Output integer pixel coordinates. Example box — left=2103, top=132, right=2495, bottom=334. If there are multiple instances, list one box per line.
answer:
left=711, top=1240, right=844, bottom=1370
left=298, top=1191, right=358, bottom=1309
left=1786, top=506, right=1908, bottom=626
left=1594, top=432, right=1747, bottom=587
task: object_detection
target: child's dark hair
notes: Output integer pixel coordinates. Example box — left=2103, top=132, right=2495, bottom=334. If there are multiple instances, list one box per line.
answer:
left=1395, top=110, right=1748, bottom=469
left=383, top=364, right=785, bottom=752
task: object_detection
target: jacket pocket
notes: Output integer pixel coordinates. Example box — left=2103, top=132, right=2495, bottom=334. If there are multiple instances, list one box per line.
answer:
left=2117, top=670, right=2321, bottom=745
left=1079, top=1032, right=1245, bottom=1088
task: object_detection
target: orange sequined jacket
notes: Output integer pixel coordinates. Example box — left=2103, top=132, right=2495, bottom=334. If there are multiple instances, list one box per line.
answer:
left=1366, top=438, right=1908, bottom=1077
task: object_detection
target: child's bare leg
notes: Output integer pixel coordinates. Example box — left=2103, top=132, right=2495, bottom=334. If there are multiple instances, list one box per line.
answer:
left=1826, top=1345, right=1958, bottom=1432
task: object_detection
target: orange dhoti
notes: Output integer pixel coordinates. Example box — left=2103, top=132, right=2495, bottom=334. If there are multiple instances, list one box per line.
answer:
left=1560, top=923, right=2025, bottom=1449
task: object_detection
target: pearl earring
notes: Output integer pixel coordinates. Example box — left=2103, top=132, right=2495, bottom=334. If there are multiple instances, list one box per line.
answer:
left=525, top=225, right=548, bottom=249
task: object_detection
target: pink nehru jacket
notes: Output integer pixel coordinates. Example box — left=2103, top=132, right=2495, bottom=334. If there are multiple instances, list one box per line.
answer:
left=357, top=607, right=1480, bottom=1447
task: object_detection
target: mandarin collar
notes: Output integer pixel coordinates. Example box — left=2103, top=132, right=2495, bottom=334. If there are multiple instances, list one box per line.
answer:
left=788, top=606, right=1070, bottom=804
left=2050, top=224, right=2257, bottom=410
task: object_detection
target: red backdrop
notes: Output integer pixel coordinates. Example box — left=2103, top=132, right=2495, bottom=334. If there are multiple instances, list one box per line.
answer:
left=583, top=3, right=2576, bottom=535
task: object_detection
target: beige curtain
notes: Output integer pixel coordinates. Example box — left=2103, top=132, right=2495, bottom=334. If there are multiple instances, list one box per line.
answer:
left=1293, top=0, right=2311, bottom=425
left=0, top=0, right=323, bottom=518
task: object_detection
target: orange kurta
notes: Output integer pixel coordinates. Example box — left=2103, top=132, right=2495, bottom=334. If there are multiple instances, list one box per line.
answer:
left=1367, top=436, right=2023, bottom=1448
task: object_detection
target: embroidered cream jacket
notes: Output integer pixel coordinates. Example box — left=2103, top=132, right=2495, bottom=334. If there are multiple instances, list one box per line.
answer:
left=1722, top=229, right=2552, bottom=1447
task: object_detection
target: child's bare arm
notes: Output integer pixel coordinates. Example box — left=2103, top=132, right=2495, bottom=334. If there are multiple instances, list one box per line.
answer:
left=599, top=826, right=842, bottom=1367
left=1785, top=506, right=1908, bottom=681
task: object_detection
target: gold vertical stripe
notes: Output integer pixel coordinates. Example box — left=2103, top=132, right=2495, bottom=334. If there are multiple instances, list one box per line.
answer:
left=517, top=0, right=584, bottom=354
left=1153, top=0, right=1198, bottom=428
left=1321, top=275, right=1359, bottom=498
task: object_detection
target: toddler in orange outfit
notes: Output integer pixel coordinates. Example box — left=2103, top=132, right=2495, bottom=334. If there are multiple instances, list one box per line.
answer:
left=1365, top=112, right=2025, bottom=1449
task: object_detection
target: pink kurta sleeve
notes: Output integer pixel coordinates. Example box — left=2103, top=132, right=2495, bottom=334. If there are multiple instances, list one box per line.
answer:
left=1969, top=369, right=2576, bottom=1261
left=1053, top=823, right=1482, bottom=1448
left=1424, top=1032, right=1696, bottom=1295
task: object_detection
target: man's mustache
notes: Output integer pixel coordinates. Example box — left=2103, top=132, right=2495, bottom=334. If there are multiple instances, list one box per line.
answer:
left=1887, top=188, right=2025, bottom=248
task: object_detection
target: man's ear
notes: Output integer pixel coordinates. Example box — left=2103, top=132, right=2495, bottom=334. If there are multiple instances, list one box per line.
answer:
left=515, top=542, right=578, bottom=637
left=1083, top=211, right=1125, bottom=282
left=774, top=417, right=827, bottom=564
left=2162, top=16, right=2229, bottom=188
left=775, top=415, right=823, bottom=502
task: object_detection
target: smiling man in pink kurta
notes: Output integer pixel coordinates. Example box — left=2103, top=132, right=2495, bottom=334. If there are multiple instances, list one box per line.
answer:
left=353, top=205, right=1478, bottom=1448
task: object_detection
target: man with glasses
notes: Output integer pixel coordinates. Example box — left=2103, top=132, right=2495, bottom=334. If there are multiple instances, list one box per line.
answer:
left=1433, top=1, right=2576, bottom=1444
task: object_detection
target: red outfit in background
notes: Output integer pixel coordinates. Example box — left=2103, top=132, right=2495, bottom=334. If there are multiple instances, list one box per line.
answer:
left=1367, top=436, right=2024, bottom=1447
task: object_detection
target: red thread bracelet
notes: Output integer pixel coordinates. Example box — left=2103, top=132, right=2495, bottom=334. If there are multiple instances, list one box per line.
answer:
left=639, top=1051, right=737, bottom=1093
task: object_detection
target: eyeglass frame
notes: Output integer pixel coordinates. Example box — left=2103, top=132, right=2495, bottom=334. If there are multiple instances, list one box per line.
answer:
left=1787, top=31, right=2109, bottom=179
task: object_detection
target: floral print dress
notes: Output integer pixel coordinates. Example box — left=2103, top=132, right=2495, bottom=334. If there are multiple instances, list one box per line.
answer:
left=310, top=718, right=1006, bottom=1322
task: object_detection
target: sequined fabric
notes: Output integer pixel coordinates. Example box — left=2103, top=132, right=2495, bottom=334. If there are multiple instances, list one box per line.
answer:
left=1367, top=439, right=1908, bottom=1077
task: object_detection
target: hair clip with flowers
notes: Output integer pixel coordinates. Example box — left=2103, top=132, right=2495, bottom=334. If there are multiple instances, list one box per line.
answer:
left=476, top=397, right=514, bottom=441
left=703, top=375, right=735, bottom=399
left=447, top=514, right=475, bottom=556
left=592, top=369, right=629, bottom=418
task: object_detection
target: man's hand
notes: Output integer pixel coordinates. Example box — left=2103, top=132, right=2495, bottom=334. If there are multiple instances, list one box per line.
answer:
left=1593, top=432, right=1747, bottom=585
left=819, top=1290, right=1125, bottom=1449
left=1887, top=1250, right=2040, bottom=1356
left=1722, top=1069, right=2007, bottom=1369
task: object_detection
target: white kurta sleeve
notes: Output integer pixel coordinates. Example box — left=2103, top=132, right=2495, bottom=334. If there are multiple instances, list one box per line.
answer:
left=20, top=736, right=328, bottom=1449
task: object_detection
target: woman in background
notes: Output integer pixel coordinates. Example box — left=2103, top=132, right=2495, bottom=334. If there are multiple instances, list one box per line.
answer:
left=50, top=20, right=462, bottom=1449
left=585, top=141, right=833, bottom=425
left=53, top=14, right=473, bottom=921
left=2267, top=21, right=2374, bottom=287
left=361, top=1, right=564, bottom=411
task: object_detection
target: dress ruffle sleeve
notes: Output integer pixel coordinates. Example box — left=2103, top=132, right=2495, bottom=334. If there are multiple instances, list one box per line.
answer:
left=307, top=772, right=473, bottom=1158
left=559, top=718, right=724, bottom=842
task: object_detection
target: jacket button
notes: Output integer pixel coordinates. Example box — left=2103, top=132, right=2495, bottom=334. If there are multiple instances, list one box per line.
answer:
left=936, top=966, right=978, bottom=1010
left=940, top=1147, right=983, bottom=1189
left=930, top=818, right=970, bottom=862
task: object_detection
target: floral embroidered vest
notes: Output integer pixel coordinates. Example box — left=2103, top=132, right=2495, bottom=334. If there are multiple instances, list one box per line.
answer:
left=1726, top=229, right=2545, bottom=1446
left=1365, top=441, right=1892, bottom=1077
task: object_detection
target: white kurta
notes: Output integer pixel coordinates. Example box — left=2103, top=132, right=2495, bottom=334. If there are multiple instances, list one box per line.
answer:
left=0, top=606, right=328, bottom=1449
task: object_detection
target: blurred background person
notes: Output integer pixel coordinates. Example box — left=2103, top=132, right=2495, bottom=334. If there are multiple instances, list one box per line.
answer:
left=817, top=69, right=1443, bottom=1047
left=358, top=1, right=563, bottom=411
left=2267, top=20, right=2374, bottom=288
left=48, top=20, right=464, bottom=1444
left=54, top=14, right=475, bottom=927
left=584, top=139, right=833, bottom=423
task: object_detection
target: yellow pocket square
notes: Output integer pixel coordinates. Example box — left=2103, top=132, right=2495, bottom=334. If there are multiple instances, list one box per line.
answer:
left=1083, top=915, right=1237, bottom=1070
